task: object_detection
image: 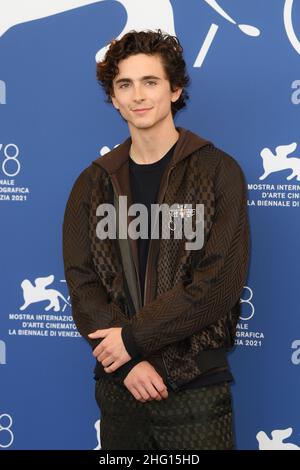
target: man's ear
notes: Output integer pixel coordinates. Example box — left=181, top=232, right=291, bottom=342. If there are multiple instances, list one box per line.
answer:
left=111, top=95, right=119, bottom=110
left=171, top=87, right=183, bottom=103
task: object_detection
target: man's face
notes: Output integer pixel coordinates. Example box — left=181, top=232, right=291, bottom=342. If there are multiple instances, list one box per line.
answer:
left=111, top=53, right=182, bottom=130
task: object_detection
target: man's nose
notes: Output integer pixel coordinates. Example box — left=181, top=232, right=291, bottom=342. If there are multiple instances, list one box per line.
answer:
left=132, top=84, right=145, bottom=102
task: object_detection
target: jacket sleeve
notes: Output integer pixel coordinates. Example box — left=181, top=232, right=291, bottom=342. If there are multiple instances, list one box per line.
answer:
left=121, top=151, right=250, bottom=358
left=62, top=166, right=144, bottom=380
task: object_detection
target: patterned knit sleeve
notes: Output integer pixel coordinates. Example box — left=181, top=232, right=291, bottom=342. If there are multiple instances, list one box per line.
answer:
left=62, top=166, right=130, bottom=347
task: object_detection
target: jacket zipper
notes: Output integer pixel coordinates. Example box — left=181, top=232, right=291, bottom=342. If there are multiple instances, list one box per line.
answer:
left=109, top=164, right=176, bottom=387
left=109, top=178, right=139, bottom=316
left=143, top=164, right=175, bottom=306
left=113, top=228, right=136, bottom=318
left=143, top=164, right=176, bottom=389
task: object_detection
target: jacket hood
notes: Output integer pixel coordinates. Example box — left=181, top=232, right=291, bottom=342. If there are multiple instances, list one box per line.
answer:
left=92, top=126, right=211, bottom=174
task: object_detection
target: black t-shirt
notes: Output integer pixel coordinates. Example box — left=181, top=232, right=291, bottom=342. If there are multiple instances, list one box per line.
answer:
left=129, top=142, right=175, bottom=303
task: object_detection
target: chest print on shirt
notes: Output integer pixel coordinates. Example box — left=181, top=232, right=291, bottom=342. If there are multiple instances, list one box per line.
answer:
left=168, top=204, right=196, bottom=231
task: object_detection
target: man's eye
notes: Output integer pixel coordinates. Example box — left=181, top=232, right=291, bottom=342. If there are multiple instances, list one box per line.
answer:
left=146, top=81, right=157, bottom=86
left=119, top=83, right=129, bottom=88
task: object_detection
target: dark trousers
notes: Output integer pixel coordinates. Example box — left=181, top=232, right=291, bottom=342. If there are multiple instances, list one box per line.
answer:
left=95, top=378, right=235, bottom=450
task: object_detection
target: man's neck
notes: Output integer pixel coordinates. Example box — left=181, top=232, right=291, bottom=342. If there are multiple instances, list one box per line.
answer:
left=129, top=120, right=179, bottom=165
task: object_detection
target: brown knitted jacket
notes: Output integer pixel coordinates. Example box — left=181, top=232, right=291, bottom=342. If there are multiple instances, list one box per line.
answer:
left=62, top=127, right=250, bottom=391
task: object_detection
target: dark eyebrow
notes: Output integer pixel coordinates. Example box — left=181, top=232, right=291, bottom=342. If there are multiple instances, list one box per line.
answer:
left=115, top=75, right=161, bottom=85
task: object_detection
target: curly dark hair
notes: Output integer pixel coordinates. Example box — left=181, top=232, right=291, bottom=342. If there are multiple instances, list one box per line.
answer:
left=96, top=29, right=190, bottom=117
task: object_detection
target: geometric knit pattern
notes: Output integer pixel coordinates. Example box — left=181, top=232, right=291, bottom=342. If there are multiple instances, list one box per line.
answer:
left=95, top=378, right=235, bottom=450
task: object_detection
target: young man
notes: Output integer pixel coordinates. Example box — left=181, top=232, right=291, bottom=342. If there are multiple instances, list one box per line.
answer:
left=63, top=29, right=250, bottom=450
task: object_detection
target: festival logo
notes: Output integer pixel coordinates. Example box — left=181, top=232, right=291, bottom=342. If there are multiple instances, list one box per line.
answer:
left=259, top=143, right=300, bottom=182
left=20, top=274, right=70, bottom=312
left=256, top=427, right=300, bottom=450
left=7, top=275, right=76, bottom=339
left=93, top=419, right=101, bottom=450
left=236, top=286, right=265, bottom=349
left=0, top=1, right=260, bottom=67
left=247, top=142, right=300, bottom=209
left=0, top=414, right=14, bottom=449
left=284, top=0, right=300, bottom=55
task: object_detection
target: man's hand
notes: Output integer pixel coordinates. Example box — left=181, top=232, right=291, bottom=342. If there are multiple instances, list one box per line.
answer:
left=88, top=327, right=131, bottom=372
left=123, top=361, right=169, bottom=403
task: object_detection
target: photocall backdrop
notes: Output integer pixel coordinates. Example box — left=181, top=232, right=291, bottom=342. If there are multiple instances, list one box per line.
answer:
left=0, top=0, right=299, bottom=450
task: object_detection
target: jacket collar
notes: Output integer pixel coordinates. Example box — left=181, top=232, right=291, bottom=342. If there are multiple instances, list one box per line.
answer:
left=92, top=126, right=211, bottom=174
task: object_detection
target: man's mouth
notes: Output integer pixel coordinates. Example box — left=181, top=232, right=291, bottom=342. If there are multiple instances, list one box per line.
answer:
left=132, top=108, right=152, bottom=114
